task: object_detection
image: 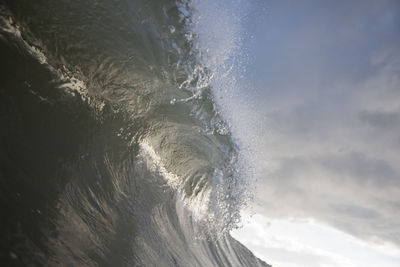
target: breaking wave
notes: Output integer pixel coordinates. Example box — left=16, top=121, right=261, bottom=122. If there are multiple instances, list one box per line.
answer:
left=0, top=0, right=269, bottom=266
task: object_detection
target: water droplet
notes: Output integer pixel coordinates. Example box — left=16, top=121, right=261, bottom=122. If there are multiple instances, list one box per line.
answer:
left=168, top=25, right=175, bottom=34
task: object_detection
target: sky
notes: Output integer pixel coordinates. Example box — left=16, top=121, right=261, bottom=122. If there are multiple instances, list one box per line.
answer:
left=232, top=214, right=400, bottom=267
left=192, top=0, right=400, bottom=266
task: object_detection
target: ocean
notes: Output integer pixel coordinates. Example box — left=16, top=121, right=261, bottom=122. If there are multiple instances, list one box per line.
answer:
left=0, top=0, right=269, bottom=266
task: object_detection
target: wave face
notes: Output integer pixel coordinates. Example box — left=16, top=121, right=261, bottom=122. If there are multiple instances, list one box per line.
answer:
left=0, top=0, right=269, bottom=266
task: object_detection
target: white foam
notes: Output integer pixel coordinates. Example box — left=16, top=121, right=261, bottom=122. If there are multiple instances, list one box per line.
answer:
left=0, top=13, right=47, bottom=64
left=138, top=141, right=211, bottom=220
left=139, top=141, right=180, bottom=187
left=0, top=9, right=96, bottom=106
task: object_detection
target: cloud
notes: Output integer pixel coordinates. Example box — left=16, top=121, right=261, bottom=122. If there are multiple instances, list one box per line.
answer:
left=239, top=0, right=400, bottom=248
left=232, top=214, right=400, bottom=267
left=232, top=215, right=348, bottom=267
left=359, top=110, right=400, bottom=130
